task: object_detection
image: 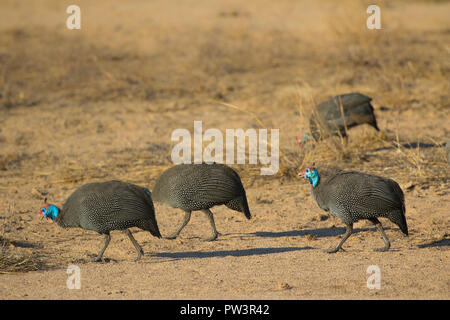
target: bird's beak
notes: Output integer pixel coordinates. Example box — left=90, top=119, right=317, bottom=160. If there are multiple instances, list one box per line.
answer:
left=297, top=169, right=306, bottom=179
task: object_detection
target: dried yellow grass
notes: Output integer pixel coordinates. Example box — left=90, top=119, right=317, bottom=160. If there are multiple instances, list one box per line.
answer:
left=0, top=236, right=43, bottom=274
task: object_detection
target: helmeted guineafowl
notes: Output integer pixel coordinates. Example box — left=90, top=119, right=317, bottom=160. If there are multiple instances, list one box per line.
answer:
left=39, top=180, right=161, bottom=262
left=300, top=167, right=408, bottom=253
left=307, top=92, right=379, bottom=142
left=152, top=163, right=251, bottom=241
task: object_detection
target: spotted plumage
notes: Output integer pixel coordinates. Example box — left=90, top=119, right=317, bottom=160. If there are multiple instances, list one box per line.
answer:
left=152, top=163, right=251, bottom=241
left=309, top=92, right=379, bottom=141
left=40, top=180, right=161, bottom=262
left=301, top=167, right=408, bottom=253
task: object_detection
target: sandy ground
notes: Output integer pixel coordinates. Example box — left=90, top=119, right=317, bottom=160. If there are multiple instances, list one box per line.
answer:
left=0, top=0, right=449, bottom=300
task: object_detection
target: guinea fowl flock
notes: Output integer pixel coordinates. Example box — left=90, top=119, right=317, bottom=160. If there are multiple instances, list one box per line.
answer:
left=39, top=92, right=447, bottom=261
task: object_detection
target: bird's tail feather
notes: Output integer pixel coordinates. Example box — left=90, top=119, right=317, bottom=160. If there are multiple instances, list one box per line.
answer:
left=240, top=194, right=251, bottom=220
left=391, top=208, right=408, bottom=236
left=399, top=211, right=408, bottom=236
left=139, top=219, right=162, bottom=238
left=225, top=195, right=251, bottom=220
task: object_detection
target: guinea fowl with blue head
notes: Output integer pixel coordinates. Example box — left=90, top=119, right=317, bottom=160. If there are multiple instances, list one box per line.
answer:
left=300, top=167, right=408, bottom=253
left=39, top=180, right=161, bottom=262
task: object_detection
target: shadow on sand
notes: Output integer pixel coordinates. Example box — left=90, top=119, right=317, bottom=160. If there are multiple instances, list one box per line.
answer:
left=249, top=226, right=392, bottom=239
left=154, top=246, right=311, bottom=260
left=418, top=238, right=450, bottom=248
left=374, top=141, right=438, bottom=152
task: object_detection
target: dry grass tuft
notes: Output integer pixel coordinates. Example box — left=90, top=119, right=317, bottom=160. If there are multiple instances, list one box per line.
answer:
left=0, top=236, right=43, bottom=274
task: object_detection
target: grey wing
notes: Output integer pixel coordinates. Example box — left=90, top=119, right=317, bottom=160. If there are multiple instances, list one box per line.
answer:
left=339, top=93, right=372, bottom=109
left=367, top=177, right=404, bottom=211
left=188, top=166, right=243, bottom=203
left=115, top=184, right=156, bottom=221
left=337, top=173, right=403, bottom=213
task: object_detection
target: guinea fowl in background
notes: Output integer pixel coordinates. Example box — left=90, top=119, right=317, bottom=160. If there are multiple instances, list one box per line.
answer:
left=300, top=167, right=408, bottom=253
left=39, top=180, right=161, bottom=262
left=298, top=93, right=379, bottom=146
left=152, top=163, right=251, bottom=241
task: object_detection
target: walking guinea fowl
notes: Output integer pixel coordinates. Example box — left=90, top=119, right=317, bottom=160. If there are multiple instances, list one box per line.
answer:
left=298, top=93, right=379, bottom=145
left=152, top=163, right=251, bottom=241
left=300, top=167, right=408, bottom=253
left=39, top=180, right=161, bottom=262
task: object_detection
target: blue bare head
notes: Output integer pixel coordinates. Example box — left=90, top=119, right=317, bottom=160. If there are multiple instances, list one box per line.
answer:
left=39, top=199, right=60, bottom=221
left=301, top=167, right=319, bottom=188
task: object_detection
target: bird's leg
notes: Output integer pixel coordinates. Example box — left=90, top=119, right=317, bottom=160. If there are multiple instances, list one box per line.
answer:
left=123, top=229, right=144, bottom=261
left=165, top=210, right=191, bottom=240
left=202, top=209, right=218, bottom=241
left=93, top=232, right=111, bottom=262
left=369, top=218, right=390, bottom=252
left=325, top=223, right=353, bottom=253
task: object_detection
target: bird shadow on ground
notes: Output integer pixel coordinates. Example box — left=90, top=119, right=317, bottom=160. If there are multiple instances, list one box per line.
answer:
left=153, top=246, right=311, bottom=261
left=10, top=240, right=42, bottom=249
left=248, top=226, right=392, bottom=239
left=373, top=141, right=437, bottom=152
left=417, top=238, right=450, bottom=248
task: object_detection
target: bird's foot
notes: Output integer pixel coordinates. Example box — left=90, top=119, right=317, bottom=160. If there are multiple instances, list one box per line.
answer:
left=133, top=249, right=144, bottom=262
left=91, top=257, right=110, bottom=263
left=203, top=235, right=218, bottom=242
left=324, top=247, right=345, bottom=254
left=373, top=246, right=389, bottom=252
left=164, top=234, right=179, bottom=240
